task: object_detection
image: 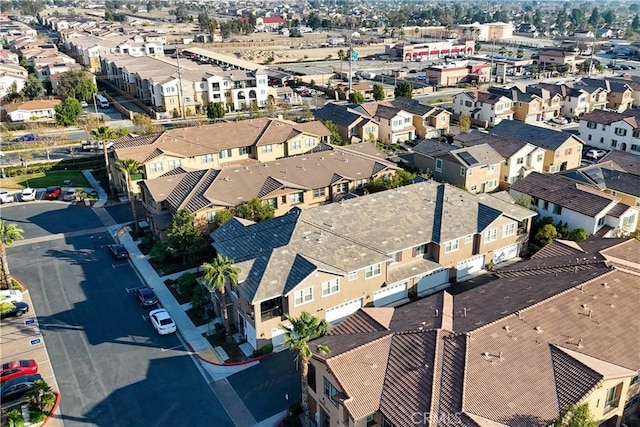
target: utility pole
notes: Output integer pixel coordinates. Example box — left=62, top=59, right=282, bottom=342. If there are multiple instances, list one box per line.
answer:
left=488, top=39, right=495, bottom=87
left=348, top=38, right=353, bottom=98
left=588, top=31, right=596, bottom=78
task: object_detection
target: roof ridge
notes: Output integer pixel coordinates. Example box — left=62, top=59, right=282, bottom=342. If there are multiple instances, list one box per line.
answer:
left=177, top=169, right=217, bottom=211
left=326, top=332, right=393, bottom=361
left=549, top=344, right=605, bottom=407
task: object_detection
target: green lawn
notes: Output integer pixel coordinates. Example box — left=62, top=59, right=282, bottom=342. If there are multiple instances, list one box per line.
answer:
left=1, top=170, right=91, bottom=190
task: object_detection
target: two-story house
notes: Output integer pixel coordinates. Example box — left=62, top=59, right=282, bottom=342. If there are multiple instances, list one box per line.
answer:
left=383, top=97, right=451, bottom=137
left=211, top=180, right=536, bottom=352
left=575, top=78, right=633, bottom=112
left=525, top=85, right=563, bottom=121
left=313, top=102, right=379, bottom=143
left=510, top=172, right=638, bottom=236
left=109, top=118, right=331, bottom=196
left=578, top=109, right=640, bottom=156
left=488, top=86, right=544, bottom=123
left=412, top=140, right=504, bottom=193
left=352, top=102, right=415, bottom=144
left=491, top=120, right=584, bottom=173
left=531, top=82, right=591, bottom=118
left=305, top=237, right=640, bottom=427
left=452, top=90, right=514, bottom=127
left=455, top=131, right=546, bottom=187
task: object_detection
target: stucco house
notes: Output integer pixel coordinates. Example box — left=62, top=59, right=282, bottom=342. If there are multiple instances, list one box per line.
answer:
left=313, top=102, right=379, bottom=144
left=452, top=90, right=514, bottom=127
left=352, top=102, right=416, bottom=144
left=2, top=99, right=61, bottom=122
left=578, top=109, right=640, bottom=156
left=383, top=97, right=451, bottom=137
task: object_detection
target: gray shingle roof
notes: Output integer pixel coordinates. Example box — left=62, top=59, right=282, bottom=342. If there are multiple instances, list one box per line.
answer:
left=313, top=102, right=368, bottom=128
left=598, top=150, right=640, bottom=176
left=491, top=120, right=579, bottom=150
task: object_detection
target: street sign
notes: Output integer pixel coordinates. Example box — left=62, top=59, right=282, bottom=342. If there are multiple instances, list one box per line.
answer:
left=24, top=318, right=36, bottom=325
left=351, top=51, right=359, bottom=61
left=30, top=338, right=41, bottom=346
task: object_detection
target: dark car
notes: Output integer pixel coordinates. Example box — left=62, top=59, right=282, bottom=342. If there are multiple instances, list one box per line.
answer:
left=13, top=134, right=37, bottom=143
left=135, top=288, right=158, bottom=307
left=1, top=360, right=38, bottom=382
left=0, top=302, right=29, bottom=318
left=108, top=244, right=129, bottom=260
left=0, top=374, right=43, bottom=402
left=43, top=186, right=61, bottom=200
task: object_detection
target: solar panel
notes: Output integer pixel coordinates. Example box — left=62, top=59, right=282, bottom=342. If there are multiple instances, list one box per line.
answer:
left=458, top=151, right=479, bottom=165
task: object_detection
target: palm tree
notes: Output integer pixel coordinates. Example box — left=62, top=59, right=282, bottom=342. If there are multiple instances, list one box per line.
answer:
left=115, top=159, right=143, bottom=232
left=202, top=254, right=240, bottom=342
left=92, top=125, right=117, bottom=192
left=0, top=221, right=24, bottom=289
left=25, top=379, right=52, bottom=411
left=281, top=312, right=329, bottom=427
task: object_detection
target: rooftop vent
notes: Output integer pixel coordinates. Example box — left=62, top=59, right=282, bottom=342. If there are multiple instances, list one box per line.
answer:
left=534, top=326, right=543, bottom=333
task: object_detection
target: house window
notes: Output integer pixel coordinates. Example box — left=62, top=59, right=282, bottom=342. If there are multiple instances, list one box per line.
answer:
left=264, top=198, right=277, bottom=208
left=149, top=162, right=163, bottom=173
left=323, top=377, right=339, bottom=406
left=289, top=192, right=303, bottom=204
left=516, top=157, right=524, bottom=165
left=555, top=151, right=560, bottom=158
left=485, top=228, right=497, bottom=242
left=612, top=140, right=618, bottom=148
left=348, top=271, right=357, bottom=281
left=488, top=165, right=495, bottom=173
left=565, top=148, right=572, bottom=155
left=598, top=216, right=605, bottom=226
left=586, top=121, right=596, bottom=129
left=605, top=383, right=622, bottom=412
left=543, top=201, right=549, bottom=210
left=201, top=154, right=214, bottom=163
left=261, top=145, right=273, bottom=153
left=306, top=138, right=315, bottom=147
left=364, top=263, right=381, bottom=279
left=487, top=180, right=497, bottom=188
left=390, top=251, right=402, bottom=264
left=218, top=149, right=232, bottom=159
left=294, top=287, right=313, bottom=306
left=553, top=204, right=562, bottom=215
left=460, top=166, right=466, bottom=176
left=313, top=188, right=326, bottom=198
left=623, top=213, right=637, bottom=228
left=336, top=183, right=348, bottom=193
left=291, top=140, right=301, bottom=150
left=465, top=235, right=473, bottom=244
left=503, top=223, right=515, bottom=237
left=537, top=154, right=544, bottom=162
left=435, top=159, right=443, bottom=172
left=321, top=278, right=340, bottom=297
left=633, top=130, right=640, bottom=139
left=414, top=244, right=426, bottom=256
left=631, top=144, right=640, bottom=153
left=356, top=179, right=367, bottom=188
left=206, top=211, right=217, bottom=223
left=308, top=364, right=316, bottom=392
left=239, top=146, right=252, bottom=155
left=614, top=127, right=627, bottom=136
left=444, top=239, right=459, bottom=253
left=168, top=159, right=181, bottom=170
left=470, top=184, right=477, bottom=192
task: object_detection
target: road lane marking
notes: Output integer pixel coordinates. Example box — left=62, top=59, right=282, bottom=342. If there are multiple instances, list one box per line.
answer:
left=161, top=344, right=185, bottom=352
left=12, top=227, right=107, bottom=247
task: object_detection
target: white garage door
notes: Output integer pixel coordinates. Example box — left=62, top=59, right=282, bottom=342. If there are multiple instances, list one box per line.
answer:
left=456, top=255, right=485, bottom=280
left=245, top=319, right=257, bottom=351
left=373, top=282, right=407, bottom=307
left=325, top=298, right=363, bottom=323
left=417, top=268, right=450, bottom=294
left=271, top=326, right=288, bottom=352
left=493, top=243, right=519, bottom=264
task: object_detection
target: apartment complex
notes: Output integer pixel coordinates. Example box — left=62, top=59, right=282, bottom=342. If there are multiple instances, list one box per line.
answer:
left=307, top=237, right=640, bottom=427
left=210, top=180, right=536, bottom=352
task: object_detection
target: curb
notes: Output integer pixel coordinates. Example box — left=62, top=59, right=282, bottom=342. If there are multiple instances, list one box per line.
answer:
left=41, top=391, right=61, bottom=426
left=186, top=342, right=275, bottom=366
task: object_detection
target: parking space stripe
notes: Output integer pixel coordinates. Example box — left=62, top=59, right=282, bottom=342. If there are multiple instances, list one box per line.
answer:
left=12, top=227, right=107, bottom=247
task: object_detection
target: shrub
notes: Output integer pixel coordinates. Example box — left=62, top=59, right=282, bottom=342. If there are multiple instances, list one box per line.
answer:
left=4, top=408, right=24, bottom=427
left=29, top=410, right=47, bottom=423
left=190, top=284, right=209, bottom=312
left=177, top=272, right=198, bottom=298
left=251, top=343, right=274, bottom=357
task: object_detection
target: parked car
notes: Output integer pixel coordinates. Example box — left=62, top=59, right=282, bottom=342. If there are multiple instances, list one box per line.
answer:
left=0, top=190, right=14, bottom=203
left=80, top=101, right=89, bottom=107
left=149, top=308, right=176, bottom=335
left=0, top=374, right=42, bottom=402
left=135, top=288, right=158, bottom=308
left=550, top=116, right=569, bottom=125
left=1, top=360, right=38, bottom=382
left=43, top=186, right=61, bottom=200
left=586, top=149, right=607, bottom=159
left=21, top=188, right=37, bottom=201
left=0, top=301, right=29, bottom=318
left=63, top=189, right=76, bottom=201
left=108, top=244, right=129, bottom=260
left=0, top=289, right=23, bottom=303
left=13, top=134, right=37, bottom=143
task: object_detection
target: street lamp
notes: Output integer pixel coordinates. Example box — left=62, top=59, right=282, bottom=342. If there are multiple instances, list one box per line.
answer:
left=19, top=155, right=29, bottom=187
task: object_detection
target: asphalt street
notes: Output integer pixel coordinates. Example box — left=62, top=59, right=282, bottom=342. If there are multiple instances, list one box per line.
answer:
left=2, top=203, right=233, bottom=427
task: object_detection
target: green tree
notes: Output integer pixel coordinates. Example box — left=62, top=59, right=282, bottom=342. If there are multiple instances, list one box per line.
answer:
left=166, top=209, right=206, bottom=264
left=190, top=282, right=209, bottom=313
left=24, top=379, right=53, bottom=412
left=115, top=159, right=143, bottom=232
left=633, top=14, right=640, bottom=30
left=212, top=209, right=234, bottom=229
left=535, top=224, right=558, bottom=245
left=0, top=221, right=24, bottom=289
left=588, top=7, right=600, bottom=26
left=55, top=97, right=82, bottom=126
left=323, top=120, right=344, bottom=145
left=235, top=198, right=275, bottom=222
left=567, top=228, right=589, bottom=242
left=202, top=254, right=240, bottom=342
left=459, top=115, right=471, bottom=132
left=348, top=91, right=365, bottom=104
left=206, top=102, right=226, bottom=120
left=394, top=81, right=413, bottom=98
left=3, top=81, right=23, bottom=103
left=21, top=0, right=45, bottom=15
left=372, top=83, right=386, bottom=101
left=56, top=70, right=97, bottom=101
left=280, top=312, right=329, bottom=427
left=553, top=404, right=598, bottom=427
left=132, top=113, right=160, bottom=135
left=365, top=170, right=416, bottom=193
left=21, top=74, right=43, bottom=99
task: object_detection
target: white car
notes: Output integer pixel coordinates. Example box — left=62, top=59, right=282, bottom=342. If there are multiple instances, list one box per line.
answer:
left=0, top=289, right=23, bottom=303
left=550, top=117, right=569, bottom=125
left=586, top=149, right=607, bottom=159
left=21, top=188, right=37, bottom=201
left=80, top=101, right=89, bottom=108
left=149, top=308, right=176, bottom=335
left=0, top=190, right=14, bottom=204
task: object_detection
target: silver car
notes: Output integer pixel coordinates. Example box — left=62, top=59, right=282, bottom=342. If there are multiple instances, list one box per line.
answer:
left=0, top=190, right=14, bottom=204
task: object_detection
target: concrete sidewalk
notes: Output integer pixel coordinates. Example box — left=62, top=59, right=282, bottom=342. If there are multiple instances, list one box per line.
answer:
left=82, top=170, right=108, bottom=208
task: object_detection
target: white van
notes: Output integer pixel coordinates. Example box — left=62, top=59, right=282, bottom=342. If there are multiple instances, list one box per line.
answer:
left=95, top=94, right=109, bottom=109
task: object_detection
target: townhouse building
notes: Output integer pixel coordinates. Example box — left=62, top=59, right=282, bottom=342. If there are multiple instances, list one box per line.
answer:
left=383, top=97, right=451, bottom=137
left=529, top=82, right=592, bottom=118
left=412, top=140, right=504, bottom=193
left=575, top=78, right=633, bottom=113
left=578, top=109, right=640, bottom=156
left=110, top=118, right=331, bottom=196
left=510, top=172, right=638, bottom=236
left=488, top=86, right=544, bottom=123
left=306, top=237, right=640, bottom=427
left=211, top=180, right=536, bottom=352
left=313, top=102, right=379, bottom=144
left=452, top=90, right=514, bottom=127
left=139, top=144, right=399, bottom=238
left=490, top=120, right=583, bottom=173
left=524, top=85, right=563, bottom=121
left=352, top=102, right=415, bottom=144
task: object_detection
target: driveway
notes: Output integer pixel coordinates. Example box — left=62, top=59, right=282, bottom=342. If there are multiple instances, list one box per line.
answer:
left=3, top=203, right=233, bottom=427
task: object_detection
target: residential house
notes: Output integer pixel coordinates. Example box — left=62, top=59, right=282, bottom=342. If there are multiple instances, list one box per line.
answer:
left=598, top=149, right=640, bottom=176
left=383, top=97, right=450, bottom=137
left=139, top=143, right=399, bottom=238
left=510, top=172, right=638, bottom=236
left=488, top=86, right=544, bottom=123
left=412, top=140, right=504, bottom=193
left=109, top=118, right=331, bottom=195
left=305, top=237, right=640, bottom=427
left=452, top=90, right=514, bottom=127
left=313, top=102, right=379, bottom=144
left=610, top=77, right=640, bottom=107
left=210, top=180, right=536, bottom=351
left=578, top=109, right=640, bottom=156
left=531, top=82, right=592, bottom=118
left=267, top=86, right=302, bottom=107
left=575, top=78, right=633, bottom=112
left=0, top=71, right=26, bottom=99
left=535, top=49, right=580, bottom=73
left=352, top=102, right=415, bottom=144
left=524, top=85, right=563, bottom=120
left=2, top=99, right=61, bottom=122
left=490, top=120, right=583, bottom=173
left=455, top=131, right=546, bottom=187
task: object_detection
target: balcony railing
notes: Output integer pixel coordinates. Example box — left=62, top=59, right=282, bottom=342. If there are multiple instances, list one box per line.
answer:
left=261, top=306, right=283, bottom=321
